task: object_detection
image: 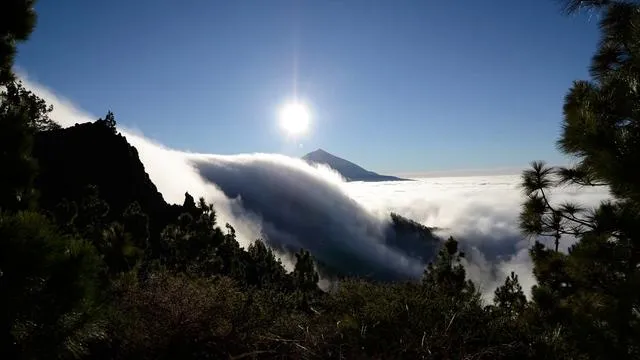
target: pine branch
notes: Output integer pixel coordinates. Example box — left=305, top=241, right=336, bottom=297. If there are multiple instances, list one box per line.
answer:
left=560, top=0, right=638, bottom=15
left=538, top=187, right=596, bottom=230
left=556, top=166, right=608, bottom=187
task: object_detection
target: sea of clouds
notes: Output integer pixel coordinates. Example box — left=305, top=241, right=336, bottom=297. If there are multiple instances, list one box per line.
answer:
left=24, top=77, right=612, bottom=300
left=346, top=176, right=610, bottom=297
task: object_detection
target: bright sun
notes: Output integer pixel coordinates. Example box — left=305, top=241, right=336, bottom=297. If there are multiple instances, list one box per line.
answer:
left=279, top=102, right=310, bottom=136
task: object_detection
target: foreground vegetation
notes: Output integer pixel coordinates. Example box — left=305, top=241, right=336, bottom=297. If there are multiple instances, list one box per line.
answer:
left=1, top=0, right=639, bottom=358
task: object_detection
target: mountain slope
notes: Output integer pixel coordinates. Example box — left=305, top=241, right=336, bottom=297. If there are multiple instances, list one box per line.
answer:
left=32, top=121, right=185, bottom=252
left=302, top=149, right=408, bottom=182
left=33, top=121, right=168, bottom=215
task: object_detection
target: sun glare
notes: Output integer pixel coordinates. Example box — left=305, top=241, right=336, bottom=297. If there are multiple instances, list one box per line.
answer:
left=279, top=102, right=310, bottom=136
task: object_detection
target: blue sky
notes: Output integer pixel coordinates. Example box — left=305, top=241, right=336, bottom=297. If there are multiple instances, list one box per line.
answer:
left=17, top=0, right=601, bottom=173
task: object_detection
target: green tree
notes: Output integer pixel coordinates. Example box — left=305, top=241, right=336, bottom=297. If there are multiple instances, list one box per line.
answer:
left=520, top=1, right=640, bottom=358
left=292, top=248, right=319, bottom=294
left=0, top=211, right=105, bottom=358
left=123, top=201, right=150, bottom=250
left=0, top=81, right=57, bottom=211
left=75, top=185, right=110, bottom=240
left=100, top=222, right=143, bottom=275
left=422, top=236, right=476, bottom=300
left=493, top=271, right=527, bottom=318
left=0, top=0, right=37, bottom=84
left=96, top=110, right=117, bottom=133
left=291, top=248, right=319, bottom=311
left=0, top=1, right=53, bottom=211
left=246, top=239, right=290, bottom=289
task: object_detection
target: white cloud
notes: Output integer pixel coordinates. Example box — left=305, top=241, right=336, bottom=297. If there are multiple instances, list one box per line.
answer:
left=346, top=176, right=610, bottom=297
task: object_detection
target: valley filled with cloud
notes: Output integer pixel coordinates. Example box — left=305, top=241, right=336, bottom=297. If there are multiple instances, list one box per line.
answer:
left=27, top=77, right=611, bottom=300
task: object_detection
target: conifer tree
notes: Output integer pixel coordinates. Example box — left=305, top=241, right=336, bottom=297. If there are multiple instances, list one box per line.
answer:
left=520, top=1, right=640, bottom=357
left=422, top=237, right=476, bottom=300
left=0, top=0, right=37, bottom=84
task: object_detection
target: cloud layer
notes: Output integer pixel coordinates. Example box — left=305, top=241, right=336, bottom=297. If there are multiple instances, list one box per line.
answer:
left=191, top=155, right=427, bottom=280
left=346, top=177, right=610, bottom=296
left=23, top=77, right=612, bottom=299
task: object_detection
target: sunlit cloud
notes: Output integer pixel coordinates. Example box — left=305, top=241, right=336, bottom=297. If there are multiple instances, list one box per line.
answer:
left=346, top=177, right=610, bottom=296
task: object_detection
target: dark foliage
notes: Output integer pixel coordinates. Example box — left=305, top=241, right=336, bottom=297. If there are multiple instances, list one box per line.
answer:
left=3, top=0, right=639, bottom=359
left=0, top=80, right=57, bottom=211
left=0, top=0, right=36, bottom=84
left=0, top=211, right=105, bottom=359
left=2, top=117, right=539, bottom=359
left=520, top=1, right=640, bottom=359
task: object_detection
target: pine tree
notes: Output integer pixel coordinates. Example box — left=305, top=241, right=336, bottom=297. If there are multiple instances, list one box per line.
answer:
left=0, top=0, right=37, bottom=84
left=520, top=1, right=640, bottom=357
left=0, top=81, right=57, bottom=210
left=292, top=248, right=319, bottom=293
left=246, top=240, right=289, bottom=289
left=422, top=237, right=476, bottom=300
left=494, top=272, right=527, bottom=317
left=97, top=111, right=117, bottom=133
left=0, top=1, right=55, bottom=211
left=0, top=211, right=104, bottom=358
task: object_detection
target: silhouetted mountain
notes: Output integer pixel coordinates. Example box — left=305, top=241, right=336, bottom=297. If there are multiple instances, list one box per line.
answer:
left=32, top=121, right=184, bottom=250
left=302, top=149, right=409, bottom=182
left=34, top=122, right=165, bottom=214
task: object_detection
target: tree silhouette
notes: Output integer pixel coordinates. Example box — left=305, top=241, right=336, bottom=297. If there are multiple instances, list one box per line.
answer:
left=0, top=0, right=37, bottom=84
left=0, top=211, right=104, bottom=358
left=97, top=111, right=117, bottom=133
left=422, top=237, right=476, bottom=300
left=494, top=271, right=527, bottom=318
left=520, top=1, right=640, bottom=357
left=292, top=248, right=319, bottom=293
left=0, top=1, right=49, bottom=211
left=246, top=240, right=289, bottom=289
left=0, top=81, right=57, bottom=211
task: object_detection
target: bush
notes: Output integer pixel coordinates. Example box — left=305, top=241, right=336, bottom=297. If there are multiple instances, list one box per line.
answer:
left=0, top=211, right=105, bottom=359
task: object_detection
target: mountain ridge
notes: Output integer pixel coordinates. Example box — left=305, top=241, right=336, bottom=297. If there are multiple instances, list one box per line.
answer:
left=302, top=148, right=409, bottom=182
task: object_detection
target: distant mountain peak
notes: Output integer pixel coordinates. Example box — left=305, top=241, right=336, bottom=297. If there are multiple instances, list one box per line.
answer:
left=302, top=149, right=409, bottom=182
left=308, top=148, right=328, bottom=154
left=305, top=148, right=332, bottom=158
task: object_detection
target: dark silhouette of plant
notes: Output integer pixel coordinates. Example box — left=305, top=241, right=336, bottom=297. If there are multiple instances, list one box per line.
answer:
left=494, top=271, right=527, bottom=318
left=0, top=81, right=57, bottom=211
left=0, top=0, right=37, bottom=84
left=96, top=111, right=117, bottom=133
left=520, top=2, right=640, bottom=358
left=0, top=211, right=105, bottom=358
left=246, top=239, right=290, bottom=289
left=422, top=236, right=477, bottom=301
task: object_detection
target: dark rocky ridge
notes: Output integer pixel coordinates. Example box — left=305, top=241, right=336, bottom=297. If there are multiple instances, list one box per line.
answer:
left=32, top=121, right=184, bottom=252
